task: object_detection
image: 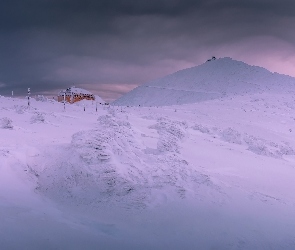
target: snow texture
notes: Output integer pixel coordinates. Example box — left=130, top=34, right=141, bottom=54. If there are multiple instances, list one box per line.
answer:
left=30, top=112, right=45, bottom=123
left=0, top=117, right=13, bottom=129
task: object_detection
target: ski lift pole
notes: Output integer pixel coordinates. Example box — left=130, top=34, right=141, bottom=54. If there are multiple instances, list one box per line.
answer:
left=96, top=101, right=97, bottom=112
left=63, top=93, right=65, bottom=110
left=27, top=88, right=30, bottom=107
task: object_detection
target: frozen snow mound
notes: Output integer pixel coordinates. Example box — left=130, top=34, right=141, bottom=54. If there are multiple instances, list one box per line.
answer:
left=36, top=114, right=149, bottom=209
left=30, top=112, right=45, bottom=123
left=0, top=117, right=13, bottom=129
left=35, top=95, right=48, bottom=102
left=149, top=118, right=188, bottom=153
left=34, top=113, right=219, bottom=209
left=191, top=124, right=295, bottom=158
left=112, top=57, right=295, bottom=107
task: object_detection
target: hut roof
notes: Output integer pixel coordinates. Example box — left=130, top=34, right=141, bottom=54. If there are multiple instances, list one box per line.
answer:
left=58, top=86, right=93, bottom=96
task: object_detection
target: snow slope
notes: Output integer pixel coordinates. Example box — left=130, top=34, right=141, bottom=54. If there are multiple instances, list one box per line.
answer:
left=1, top=90, right=295, bottom=249
left=113, top=57, right=295, bottom=106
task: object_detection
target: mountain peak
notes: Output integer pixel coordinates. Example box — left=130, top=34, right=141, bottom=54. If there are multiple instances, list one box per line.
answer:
left=113, top=58, right=295, bottom=107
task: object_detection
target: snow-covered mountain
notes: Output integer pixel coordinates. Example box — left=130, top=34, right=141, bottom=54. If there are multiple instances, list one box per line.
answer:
left=1, top=59, right=295, bottom=249
left=113, top=57, right=295, bottom=106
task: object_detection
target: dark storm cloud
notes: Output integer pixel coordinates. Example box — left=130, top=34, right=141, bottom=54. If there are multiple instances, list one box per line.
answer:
left=1, top=0, right=295, bottom=32
left=0, top=0, right=295, bottom=100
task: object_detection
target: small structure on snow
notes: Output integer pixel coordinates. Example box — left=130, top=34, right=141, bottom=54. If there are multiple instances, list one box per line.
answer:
left=207, top=56, right=217, bottom=62
left=57, top=86, right=95, bottom=104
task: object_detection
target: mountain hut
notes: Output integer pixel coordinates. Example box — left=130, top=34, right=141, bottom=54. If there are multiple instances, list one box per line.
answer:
left=57, top=86, right=95, bottom=104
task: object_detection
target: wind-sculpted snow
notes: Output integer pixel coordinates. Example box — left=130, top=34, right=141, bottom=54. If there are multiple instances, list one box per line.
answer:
left=191, top=124, right=211, bottom=134
left=36, top=114, right=149, bottom=209
left=148, top=118, right=219, bottom=201
left=150, top=118, right=188, bottom=153
left=35, top=95, right=48, bottom=102
left=0, top=117, right=13, bottom=129
left=30, top=112, right=45, bottom=123
left=14, top=105, right=28, bottom=114
left=220, top=128, right=243, bottom=145
left=35, top=114, right=219, bottom=209
left=72, top=130, right=112, bottom=163
left=192, top=124, right=295, bottom=158
left=243, top=134, right=295, bottom=158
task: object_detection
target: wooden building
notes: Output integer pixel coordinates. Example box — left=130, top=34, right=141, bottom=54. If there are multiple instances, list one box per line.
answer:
left=57, top=86, right=95, bottom=104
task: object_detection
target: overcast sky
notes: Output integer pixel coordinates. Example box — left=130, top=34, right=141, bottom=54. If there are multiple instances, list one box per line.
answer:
left=1, top=0, right=295, bottom=101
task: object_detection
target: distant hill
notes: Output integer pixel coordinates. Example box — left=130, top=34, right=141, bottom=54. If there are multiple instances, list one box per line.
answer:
left=112, top=57, right=295, bottom=106
left=94, top=95, right=105, bottom=104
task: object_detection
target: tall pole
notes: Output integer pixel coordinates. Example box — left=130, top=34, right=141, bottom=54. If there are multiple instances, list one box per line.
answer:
left=63, top=93, right=65, bottom=110
left=27, top=88, right=30, bottom=107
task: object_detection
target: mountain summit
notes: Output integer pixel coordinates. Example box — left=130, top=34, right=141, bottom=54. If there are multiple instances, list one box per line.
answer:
left=113, top=57, right=295, bottom=106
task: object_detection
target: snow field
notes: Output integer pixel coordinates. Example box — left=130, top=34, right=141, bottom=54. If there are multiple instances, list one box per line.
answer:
left=1, top=74, right=295, bottom=248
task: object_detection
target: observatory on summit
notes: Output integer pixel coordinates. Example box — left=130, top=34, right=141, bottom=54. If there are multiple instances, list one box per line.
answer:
left=57, top=86, right=95, bottom=104
left=207, top=56, right=216, bottom=62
